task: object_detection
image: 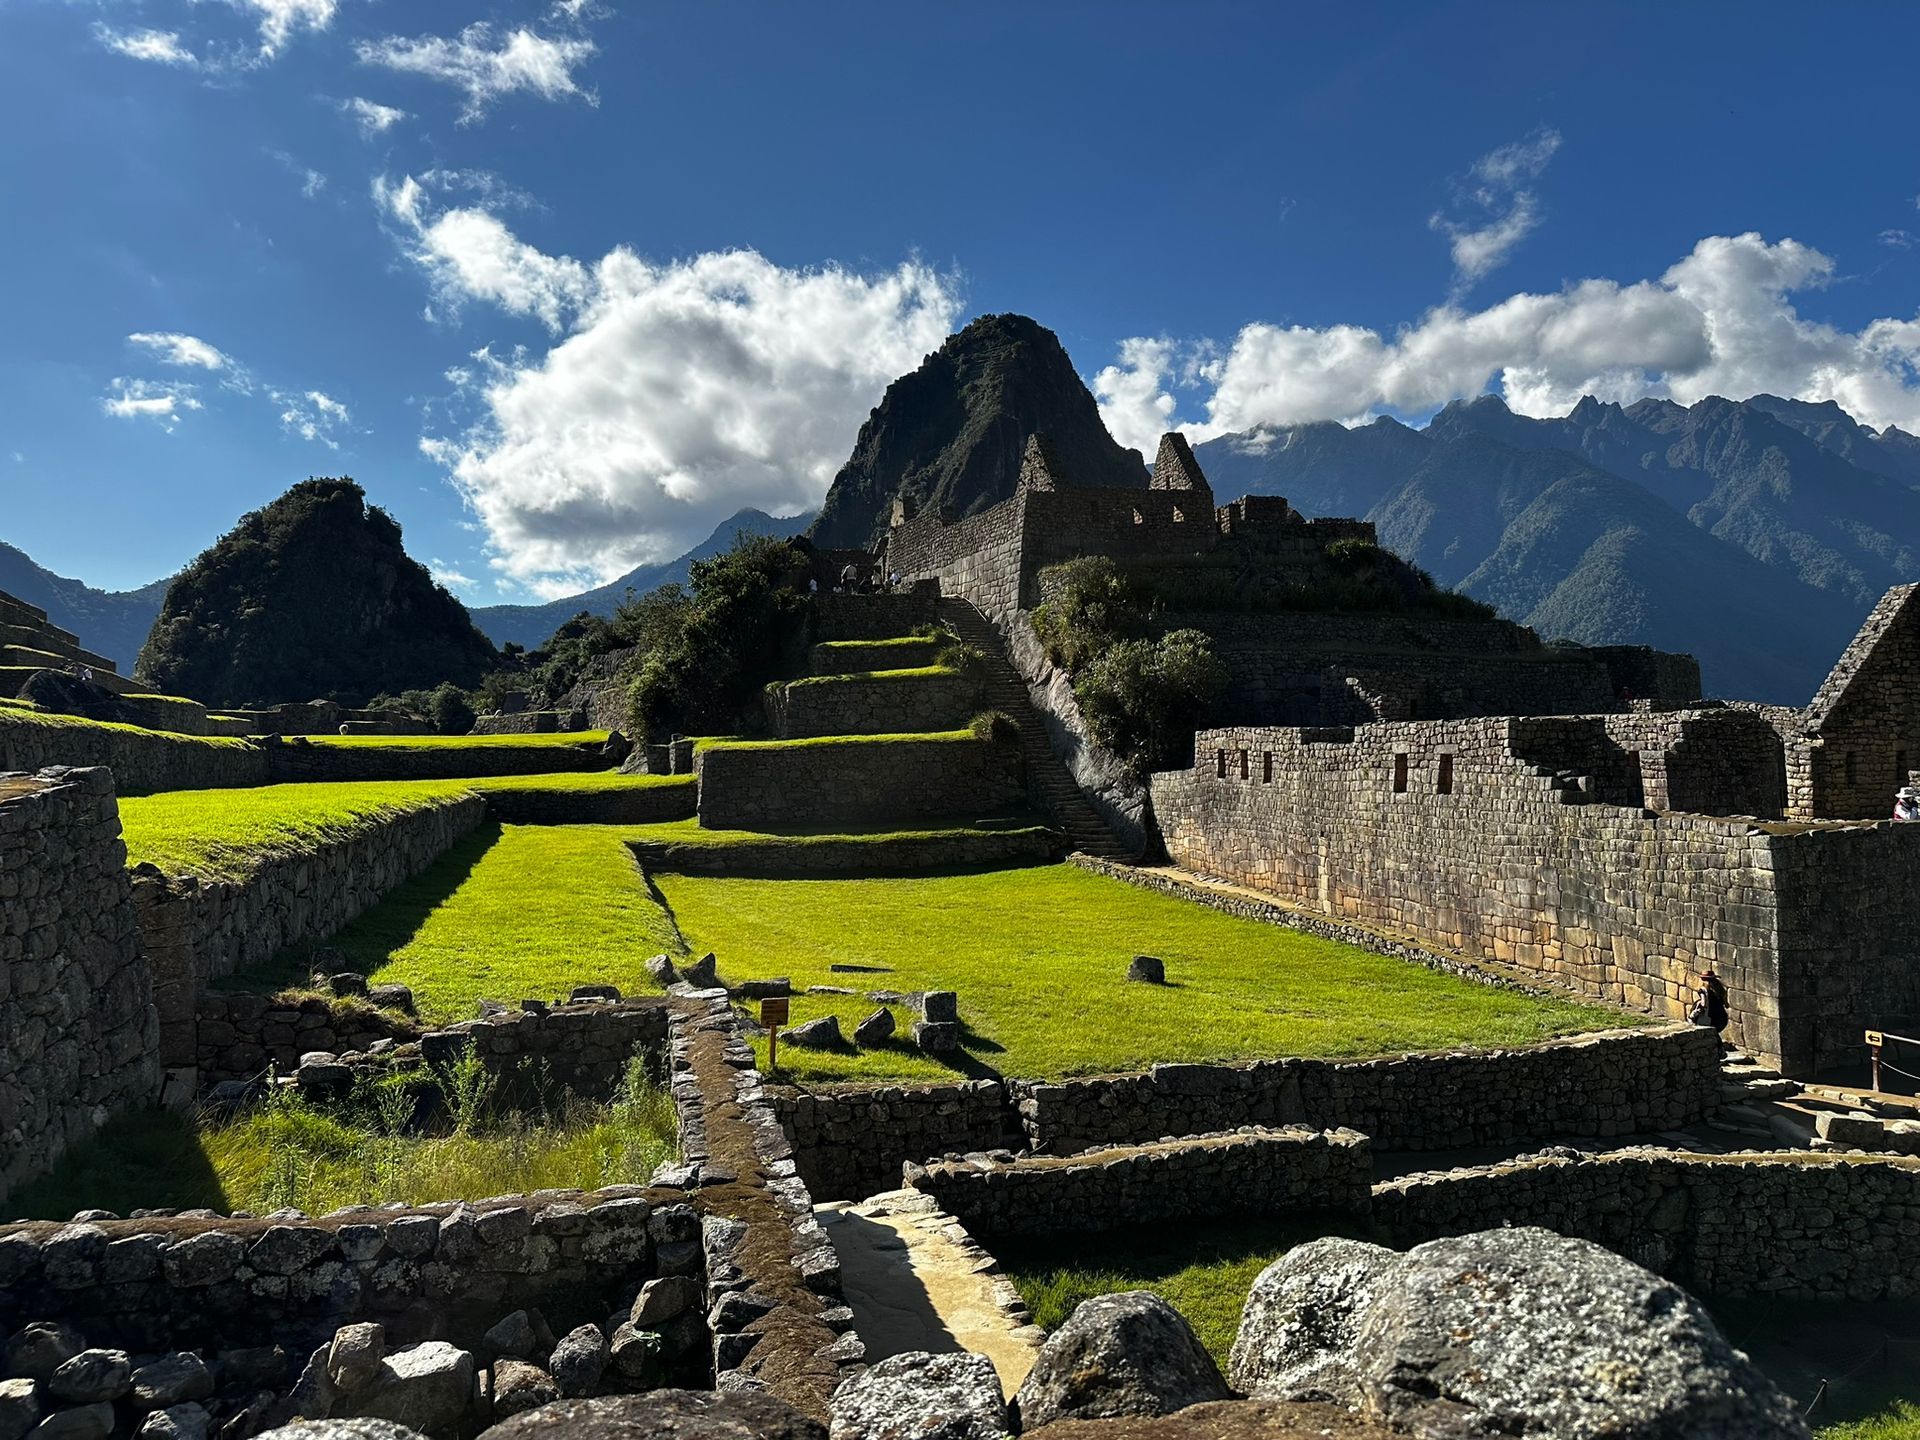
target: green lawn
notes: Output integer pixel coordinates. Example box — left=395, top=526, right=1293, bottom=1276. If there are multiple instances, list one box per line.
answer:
left=1821, top=1406, right=1920, bottom=1439
left=651, top=863, right=1632, bottom=1083
left=242, top=824, right=681, bottom=1021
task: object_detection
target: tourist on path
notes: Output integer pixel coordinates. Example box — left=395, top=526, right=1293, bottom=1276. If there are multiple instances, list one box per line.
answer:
left=1691, top=966, right=1729, bottom=1035
left=1895, top=787, right=1920, bottom=822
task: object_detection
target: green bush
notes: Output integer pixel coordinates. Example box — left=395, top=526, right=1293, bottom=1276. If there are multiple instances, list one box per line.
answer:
left=969, top=709, right=1020, bottom=745
left=1074, top=628, right=1227, bottom=777
left=935, top=640, right=987, bottom=677
left=1031, top=557, right=1152, bottom=670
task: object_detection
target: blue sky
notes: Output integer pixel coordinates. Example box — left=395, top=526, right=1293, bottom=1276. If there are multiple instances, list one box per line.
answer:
left=4, top=1, right=1918, bottom=600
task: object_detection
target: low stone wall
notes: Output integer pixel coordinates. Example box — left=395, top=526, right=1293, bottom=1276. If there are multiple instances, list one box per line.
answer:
left=809, top=639, right=942, bottom=674
left=471, top=710, right=589, bottom=735
left=0, top=715, right=272, bottom=795
left=0, top=769, right=160, bottom=1202
left=764, top=669, right=983, bottom=738
left=483, top=780, right=697, bottom=825
left=771, top=1081, right=1015, bottom=1200
left=904, top=1127, right=1373, bottom=1236
left=195, top=992, right=420, bottom=1085
left=630, top=827, right=1057, bottom=878
left=808, top=589, right=938, bottom=641
left=695, top=736, right=1024, bottom=830
left=1008, top=1023, right=1721, bottom=1155
left=135, top=795, right=488, bottom=1072
left=264, top=740, right=612, bottom=784
left=1372, top=1149, right=1920, bottom=1303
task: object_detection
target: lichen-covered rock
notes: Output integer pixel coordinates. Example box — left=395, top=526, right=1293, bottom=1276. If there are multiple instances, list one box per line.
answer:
left=46, top=1352, right=130, bottom=1406
left=0, top=1379, right=42, bottom=1440
left=130, top=1355, right=213, bottom=1411
left=607, top=1327, right=664, bottom=1387
left=328, top=1326, right=386, bottom=1397
left=136, top=1404, right=210, bottom=1440
left=829, top=1352, right=1008, bottom=1440
left=1013, top=1291, right=1228, bottom=1428
left=473, top=1391, right=825, bottom=1440
left=489, top=1362, right=559, bottom=1421
left=1231, top=1228, right=1809, bottom=1438
left=355, top=1344, right=477, bottom=1435
left=255, top=1421, right=425, bottom=1440
left=2, top=1325, right=86, bottom=1384
left=547, top=1328, right=608, bottom=1399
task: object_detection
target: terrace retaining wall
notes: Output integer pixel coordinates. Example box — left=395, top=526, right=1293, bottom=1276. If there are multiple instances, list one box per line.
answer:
left=771, top=1081, right=1016, bottom=1201
left=763, top=670, right=982, bottom=739
left=195, top=992, right=420, bottom=1085
left=482, top=780, right=697, bottom=826
left=0, top=768, right=160, bottom=1202
left=903, top=1127, right=1373, bottom=1236
left=1006, top=1023, right=1721, bottom=1155
left=630, top=827, right=1057, bottom=879
left=695, top=737, right=1024, bottom=830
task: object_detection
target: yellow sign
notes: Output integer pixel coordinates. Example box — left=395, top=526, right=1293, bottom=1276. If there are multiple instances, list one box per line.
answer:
left=1866, top=1029, right=1885, bottom=1046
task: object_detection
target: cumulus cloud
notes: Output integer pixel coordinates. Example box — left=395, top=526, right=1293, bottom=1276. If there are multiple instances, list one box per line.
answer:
left=355, top=24, right=597, bottom=122
left=244, top=0, right=335, bottom=58
left=1431, top=128, right=1561, bottom=290
left=1096, top=232, right=1920, bottom=446
left=430, top=559, right=477, bottom=588
left=128, top=332, right=232, bottom=370
left=101, top=378, right=202, bottom=428
left=94, top=24, right=200, bottom=66
left=343, top=97, right=409, bottom=137
left=383, top=183, right=960, bottom=595
left=273, top=389, right=351, bottom=447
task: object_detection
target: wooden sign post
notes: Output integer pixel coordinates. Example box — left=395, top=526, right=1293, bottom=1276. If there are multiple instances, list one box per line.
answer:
left=1867, top=1030, right=1884, bottom=1093
left=762, top=996, right=790, bottom=1074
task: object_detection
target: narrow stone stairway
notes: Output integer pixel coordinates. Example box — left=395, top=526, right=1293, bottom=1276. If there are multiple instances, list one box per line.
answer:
left=936, top=598, right=1135, bottom=860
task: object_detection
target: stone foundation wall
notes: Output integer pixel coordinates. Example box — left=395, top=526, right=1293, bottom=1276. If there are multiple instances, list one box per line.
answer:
left=482, top=780, right=697, bottom=826
left=763, top=670, right=983, bottom=739
left=771, top=1081, right=1015, bottom=1201
left=134, top=796, right=488, bottom=1071
left=809, top=639, right=942, bottom=674
left=263, top=741, right=612, bottom=784
left=904, top=1127, right=1373, bottom=1236
left=1371, top=1149, right=1920, bottom=1303
left=695, top=736, right=1024, bottom=829
left=1008, top=1024, right=1721, bottom=1156
left=0, top=768, right=160, bottom=1202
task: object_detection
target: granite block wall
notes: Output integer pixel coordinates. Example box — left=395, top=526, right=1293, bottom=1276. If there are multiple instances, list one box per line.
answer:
left=629, top=826, right=1056, bottom=878
left=0, top=716, right=273, bottom=795
left=195, top=992, right=419, bottom=1084
left=771, top=1081, right=1015, bottom=1200
left=807, top=590, right=939, bottom=641
left=763, top=669, right=983, bottom=739
left=481, top=779, right=697, bottom=825
left=903, top=1126, right=1373, bottom=1236
left=695, top=736, right=1023, bottom=830
left=0, top=769, right=159, bottom=1203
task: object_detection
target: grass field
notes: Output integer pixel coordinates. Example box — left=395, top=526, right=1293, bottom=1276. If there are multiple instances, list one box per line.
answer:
left=241, top=823, right=681, bottom=1020
left=651, top=863, right=1631, bottom=1082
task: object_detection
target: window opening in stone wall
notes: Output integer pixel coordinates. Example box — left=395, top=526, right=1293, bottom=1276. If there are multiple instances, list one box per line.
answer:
left=1239, top=748, right=1250, bottom=779
left=1846, top=750, right=1858, bottom=788
left=1393, top=753, right=1409, bottom=793
left=1263, top=751, right=1274, bottom=783
left=1899, top=750, right=1909, bottom=787
left=1437, top=753, right=1454, bottom=794
left=1216, top=749, right=1228, bottom=778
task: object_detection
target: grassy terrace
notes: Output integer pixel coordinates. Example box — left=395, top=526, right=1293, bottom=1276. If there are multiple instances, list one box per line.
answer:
left=0, top=702, right=254, bottom=747
left=778, top=664, right=955, bottom=687
left=240, top=823, right=680, bottom=1021
left=651, top=863, right=1631, bottom=1083
left=699, top=728, right=980, bottom=752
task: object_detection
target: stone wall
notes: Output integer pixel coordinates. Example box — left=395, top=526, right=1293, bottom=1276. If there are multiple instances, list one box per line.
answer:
left=903, top=1127, right=1373, bottom=1236
left=1371, top=1148, right=1920, bottom=1303
left=482, top=779, right=697, bottom=826
left=629, top=826, right=1057, bottom=878
left=470, top=711, right=589, bottom=735
left=0, top=715, right=273, bottom=795
left=1007, top=1023, right=1721, bottom=1156
left=134, top=795, right=488, bottom=1074
left=0, top=769, right=160, bottom=1202
left=1795, top=583, right=1920, bottom=820
left=809, top=638, right=942, bottom=674
left=771, top=1081, right=1015, bottom=1201
left=763, top=669, right=983, bottom=739
left=262, top=739, right=613, bottom=784
left=808, top=589, right=939, bottom=641
left=195, top=992, right=420, bottom=1085
left=695, top=736, right=1024, bottom=830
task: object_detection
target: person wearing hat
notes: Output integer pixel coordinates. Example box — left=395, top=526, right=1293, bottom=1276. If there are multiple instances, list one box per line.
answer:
left=1895, top=787, right=1920, bottom=822
left=1689, top=966, right=1730, bottom=1035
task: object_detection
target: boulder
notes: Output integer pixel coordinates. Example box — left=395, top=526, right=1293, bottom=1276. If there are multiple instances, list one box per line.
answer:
left=1125, top=955, right=1165, bottom=985
left=786, top=1017, right=843, bottom=1050
left=482, top=1315, right=540, bottom=1364
left=1230, top=1228, right=1809, bottom=1438
left=356, top=1344, right=477, bottom=1435
left=2, top=1324, right=87, bottom=1383
left=912, top=1022, right=959, bottom=1055
left=920, top=992, right=958, bottom=1023
left=136, top=1405, right=210, bottom=1440
left=327, top=1326, right=387, bottom=1396
left=489, top=1363, right=559, bottom=1421
left=607, top=1327, right=664, bottom=1387
left=28, top=1403, right=113, bottom=1440
left=16, top=670, right=119, bottom=723
left=327, top=973, right=371, bottom=999
left=1013, top=1291, right=1227, bottom=1428
left=255, top=1424, right=425, bottom=1440
left=852, top=1010, right=895, bottom=1049
left=472, top=1391, right=825, bottom=1440
left=46, top=1353, right=130, bottom=1406
left=631, top=1278, right=702, bottom=1329
left=547, top=1328, right=608, bottom=1399
left=0, top=1379, right=42, bottom=1440
left=645, top=955, right=679, bottom=987
left=681, top=955, right=719, bottom=990
left=130, top=1355, right=213, bottom=1411
left=368, top=985, right=416, bottom=1015
left=829, top=1351, right=1008, bottom=1440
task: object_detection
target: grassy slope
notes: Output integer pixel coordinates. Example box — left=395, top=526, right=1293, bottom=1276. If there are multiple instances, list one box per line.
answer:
left=240, top=824, right=682, bottom=1021
left=652, top=863, right=1629, bottom=1083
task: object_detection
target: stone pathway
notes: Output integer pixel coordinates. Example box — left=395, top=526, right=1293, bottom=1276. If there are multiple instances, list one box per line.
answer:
left=816, top=1189, right=1043, bottom=1396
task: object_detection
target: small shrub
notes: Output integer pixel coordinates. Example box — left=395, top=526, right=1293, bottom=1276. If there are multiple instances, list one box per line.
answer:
left=935, top=641, right=987, bottom=677
left=969, top=709, right=1020, bottom=745
left=1031, top=557, right=1151, bottom=671
left=1074, top=628, right=1228, bottom=777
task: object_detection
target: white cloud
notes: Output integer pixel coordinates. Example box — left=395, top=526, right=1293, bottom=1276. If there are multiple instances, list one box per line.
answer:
left=1098, top=232, right=1920, bottom=444
left=127, top=332, right=232, bottom=370
left=344, top=96, right=409, bottom=136
left=385, top=186, right=960, bottom=596
left=101, top=378, right=202, bottom=428
left=1431, top=128, right=1562, bottom=290
left=430, top=559, right=477, bottom=588
left=265, top=148, right=327, bottom=199
left=94, top=24, right=200, bottom=66
left=1882, top=229, right=1916, bottom=250
left=1091, top=337, right=1179, bottom=457
left=243, top=0, right=336, bottom=58
left=273, top=389, right=351, bottom=447
left=355, top=24, right=597, bottom=122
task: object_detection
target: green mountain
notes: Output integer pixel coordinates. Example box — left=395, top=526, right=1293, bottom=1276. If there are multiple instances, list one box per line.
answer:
left=135, top=478, right=498, bottom=707
left=0, top=542, right=170, bottom=670
left=809, top=312, right=1147, bottom=547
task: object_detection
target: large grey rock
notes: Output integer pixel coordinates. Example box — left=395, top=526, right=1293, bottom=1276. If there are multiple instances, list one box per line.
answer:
left=829, top=1352, right=1007, bottom=1440
left=1231, top=1228, right=1809, bottom=1438
left=482, top=1314, right=540, bottom=1364
left=546, top=1328, right=607, bottom=1399
left=327, top=1326, right=386, bottom=1396
left=130, top=1355, right=213, bottom=1411
left=473, top=1391, right=825, bottom=1440
left=606, top=1327, right=663, bottom=1387
left=912, top=1022, right=959, bottom=1055
left=785, top=1017, right=842, bottom=1050
left=852, top=1010, right=895, bottom=1049
left=631, top=1278, right=701, bottom=1329
left=0, top=1379, right=42, bottom=1440
left=46, top=1352, right=130, bottom=1406
left=489, top=1362, right=559, bottom=1421
left=136, top=1404, right=210, bottom=1440
left=1012, top=1290, right=1227, bottom=1427
left=2, top=1325, right=86, bottom=1384
left=356, top=1344, right=476, bottom=1434
left=29, top=1403, right=113, bottom=1440
left=680, top=955, right=719, bottom=989
left=1125, top=955, right=1165, bottom=985
left=255, top=1423, right=424, bottom=1440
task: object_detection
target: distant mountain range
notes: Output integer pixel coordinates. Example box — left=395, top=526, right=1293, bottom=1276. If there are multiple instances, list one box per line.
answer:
left=1195, top=394, right=1920, bottom=704
left=0, top=543, right=171, bottom=671
left=468, top=507, right=815, bottom=650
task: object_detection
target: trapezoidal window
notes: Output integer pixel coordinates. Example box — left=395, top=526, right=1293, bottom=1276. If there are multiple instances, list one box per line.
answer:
left=1239, top=748, right=1251, bottom=779
left=1393, top=753, right=1409, bottom=793
left=1263, top=751, right=1275, bottom=783
left=1216, top=749, right=1228, bottom=779
left=1436, top=753, right=1454, bottom=795
left=1845, top=750, right=1858, bottom=788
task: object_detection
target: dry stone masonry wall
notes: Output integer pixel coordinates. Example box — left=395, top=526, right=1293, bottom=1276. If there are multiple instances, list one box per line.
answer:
left=694, top=736, right=1023, bottom=830
left=771, top=1081, right=1015, bottom=1201
left=763, top=670, right=982, bottom=739
left=0, top=768, right=159, bottom=1203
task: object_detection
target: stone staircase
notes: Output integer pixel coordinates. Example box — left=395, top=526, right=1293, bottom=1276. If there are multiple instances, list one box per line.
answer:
left=937, top=599, right=1134, bottom=861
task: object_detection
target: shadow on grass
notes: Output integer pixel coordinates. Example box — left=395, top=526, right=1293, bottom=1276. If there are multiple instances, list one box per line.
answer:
left=226, top=823, right=502, bottom=994
left=7, top=1109, right=226, bottom=1219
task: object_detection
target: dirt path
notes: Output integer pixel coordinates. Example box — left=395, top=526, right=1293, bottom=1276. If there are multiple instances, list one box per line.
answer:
left=817, top=1189, right=1043, bottom=1395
